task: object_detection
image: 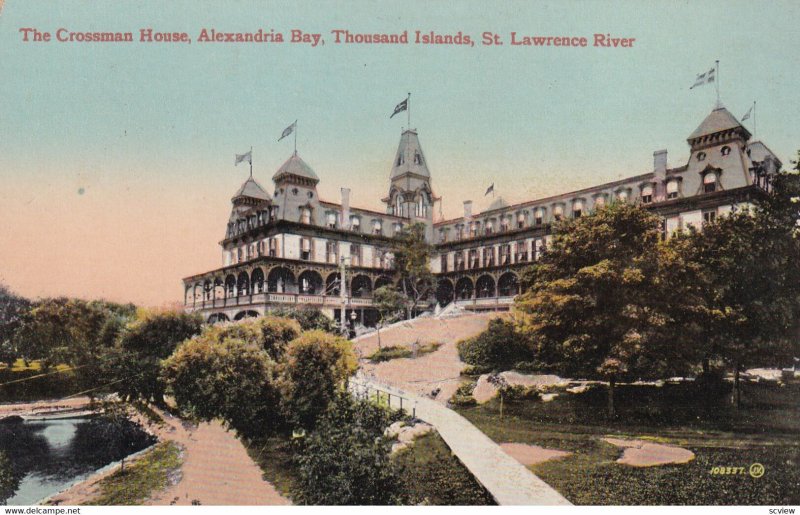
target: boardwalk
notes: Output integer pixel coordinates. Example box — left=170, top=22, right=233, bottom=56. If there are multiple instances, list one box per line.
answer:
left=353, top=375, right=571, bottom=505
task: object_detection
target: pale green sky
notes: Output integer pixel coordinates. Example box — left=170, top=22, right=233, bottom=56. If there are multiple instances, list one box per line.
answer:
left=0, top=0, right=798, bottom=304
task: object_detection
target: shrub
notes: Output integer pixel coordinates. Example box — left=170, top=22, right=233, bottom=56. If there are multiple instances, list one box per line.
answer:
left=161, top=334, right=281, bottom=439
left=449, top=381, right=478, bottom=407
left=369, top=345, right=412, bottom=362
left=499, top=384, right=542, bottom=402
left=279, top=331, right=357, bottom=429
left=270, top=307, right=338, bottom=333
left=293, top=395, right=405, bottom=505
left=456, top=318, right=532, bottom=371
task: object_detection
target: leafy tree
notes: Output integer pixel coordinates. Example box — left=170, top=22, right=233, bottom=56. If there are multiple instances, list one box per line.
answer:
left=279, top=330, right=357, bottom=429
left=0, top=450, right=21, bottom=504
left=391, top=222, right=434, bottom=316
left=514, top=202, right=692, bottom=416
left=372, top=285, right=408, bottom=349
left=293, top=395, right=405, bottom=505
left=110, top=310, right=203, bottom=403
left=675, top=166, right=800, bottom=406
left=0, top=284, right=31, bottom=367
left=161, top=332, right=281, bottom=439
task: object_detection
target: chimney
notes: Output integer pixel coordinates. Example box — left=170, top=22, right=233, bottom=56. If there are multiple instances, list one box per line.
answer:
left=341, top=188, right=351, bottom=230
left=653, top=149, right=668, bottom=200
left=463, top=200, right=473, bottom=221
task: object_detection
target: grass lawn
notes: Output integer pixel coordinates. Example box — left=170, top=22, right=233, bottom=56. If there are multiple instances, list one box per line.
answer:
left=91, top=441, right=183, bottom=505
left=456, top=381, right=800, bottom=505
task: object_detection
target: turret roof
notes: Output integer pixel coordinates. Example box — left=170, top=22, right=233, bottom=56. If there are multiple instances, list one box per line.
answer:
left=390, top=129, right=430, bottom=180
left=232, top=177, right=270, bottom=201
left=688, top=106, right=749, bottom=141
left=273, top=151, right=319, bottom=182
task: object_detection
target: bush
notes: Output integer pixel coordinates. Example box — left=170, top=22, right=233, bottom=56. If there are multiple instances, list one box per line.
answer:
left=369, top=345, right=412, bottom=362
left=270, top=307, right=338, bottom=333
left=499, top=384, right=542, bottom=402
left=456, top=318, right=532, bottom=371
left=161, top=334, right=281, bottom=439
left=449, top=381, right=478, bottom=407
left=279, top=331, right=357, bottom=429
left=293, top=395, right=405, bottom=505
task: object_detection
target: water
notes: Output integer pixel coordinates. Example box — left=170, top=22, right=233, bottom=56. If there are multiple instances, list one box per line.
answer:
left=0, top=415, right=156, bottom=505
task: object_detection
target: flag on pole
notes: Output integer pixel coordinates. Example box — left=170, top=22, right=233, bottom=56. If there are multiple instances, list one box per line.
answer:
left=278, top=121, right=296, bottom=142
left=390, top=98, right=408, bottom=118
left=690, top=67, right=716, bottom=89
left=741, top=103, right=754, bottom=121
left=485, top=183, right=494, bottom=196
left=235, top=150, right=252, bottom=166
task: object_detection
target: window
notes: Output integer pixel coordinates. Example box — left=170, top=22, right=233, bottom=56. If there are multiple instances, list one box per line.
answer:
left=500, top=217, right=510, bottom=232
left=553, top=205, right=564, bottom=221
left=666, top=180, right=679, bottom=199
left=534, top=239, right=545, bottom=260
left=237, top=248, right=243, bottom=262
left=517, top=212, right=526, bottom=229
left=515, top=241, right=528, bottom=262
left=594, top=196, right=606, bottom=209
left=471, top=222, right=480, bottom=238
left=641, top=185, right=653, bottom=204
left=499, top=244, right=511, bottom=265
left=697, top=151, right=706, bottom=161
left=350, top=244, right=362, bottom=266
left=326, top=212, right=337, bottom=229
left=350, top=216, right=360, bottom=232
left=703, top=173, right=717, bottom=193
left=440, top=254, right=448, bottom=273
left=257, top=241, right=265, bottom=256
left=456, top=225, right=464, bottom=240
left=534, top=209, right=544, bottom=225
left=326, top=241, right=338, bottom=264
left=268, top=238, right=277, bottom=257
left=468, top=249, right=479, bottom=269
left=721, top=146, right=731, bottom=156
left=301, top=207, right=311, bottom=224
left=373, top=220, right=382, bottom=235
left=573, top=200, right=584, bottom=218
left=414, top=152, right=423, bottom=165
left=483, top=247, right=495, bottom=267
left=300, top=238, right=312, bottom=261
left=485, top=220, right=494, bottom=235
left=617, top=190, right=629, bottom=201
left=703, top=209, right=717, bottom=224
left=455, top=251, right=465, bottom=271
left=307, top=191, right=314, bottom=199
left=292, top=188, right=299, bottom=196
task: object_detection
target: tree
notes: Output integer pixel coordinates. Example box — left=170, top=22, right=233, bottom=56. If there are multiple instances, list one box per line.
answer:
left=0, top=284, right=31, bottom=367
left=676, top=166, right=800, bottom=406
left=270, top=307, right=337, bottom=333
left=514, top=202, right=693, bottom=416
left=372, top=286, right=407, bottom=349
left=391, top=222, right=434, bottom=316
left=457, top=318, right=532, bottom=372
left=279, top=330, right=357, bottom=429
left=0, top=451, right=21, bottom=504
left=110, top=310, right=203, bottom=404
left=161, top=332, right=281, bottom=439
left=293, top=395, right=405, bottom=505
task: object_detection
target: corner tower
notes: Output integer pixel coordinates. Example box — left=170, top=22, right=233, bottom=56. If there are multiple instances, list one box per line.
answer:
left=272, top=151, right=321, bottom=223
left=383, top=129, right=436, bottom=238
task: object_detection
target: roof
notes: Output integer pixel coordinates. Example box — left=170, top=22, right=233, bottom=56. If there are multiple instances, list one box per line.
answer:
left=273, top=151, right=320, bottom=182
left=688, top=107, right=748, bottom=141
left=232, top=177, right=270, bottom=201
left=390, top=129, right=430, bottom=179
left=485, top=196, right=509, bottom=213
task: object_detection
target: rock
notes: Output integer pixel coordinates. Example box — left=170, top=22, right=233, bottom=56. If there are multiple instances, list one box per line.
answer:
left=0, top=415, right=23, bottom=424
left=541, top=393, right=558, bottom=402
left=384, top=420, right=405, bottom=438
left=603, top=437, right=695, bottom=467
left=500, top=371, right=566, bottom=388
left=500, top=443, right=572, bottom=466
left=566, top=385, right=589, bottom=394
left=397, top=422, right=433, bottom=444
left=472, top=375, right=499, bottom=404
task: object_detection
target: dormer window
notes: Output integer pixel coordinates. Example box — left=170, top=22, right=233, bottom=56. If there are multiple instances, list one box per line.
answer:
left=703, top=172, right=717, bottom=193
left=373, top=220, right=382, bottom=235
left=697, top=151, right=706, bottom=161
left=594, top=195, right=606, bottom=209
left=301, top=207, right=312, bottom=224
left=326, top=212, right=337, bottom=229
left=641, top=185, right=654, bottom=204
left=553, top=205, right=564, bottom=221
left=517, top=212, right=526, bottom=229
left=573, top=199, right=584, bottom=218
left=396, top=154, right=403, bottom=166
left=350, top=216, right=361, bottom=232
left=300, top=238, right=312, bottom=261
left=666, top=179, right=680, bottom=199
left=414, top=152, right=423, bottom=165
left=500, top=217, right=510, bottom=232
left=721, top=146, right=731, bottom=156
left=485, top=220, right=494, bottom=235
left=617, top=189, right=629, bottom=202
left=535, top=208, right=544, bottom=225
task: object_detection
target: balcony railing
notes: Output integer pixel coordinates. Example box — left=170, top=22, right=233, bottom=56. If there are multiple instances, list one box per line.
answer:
left=186, top=292, right=374, bottom=311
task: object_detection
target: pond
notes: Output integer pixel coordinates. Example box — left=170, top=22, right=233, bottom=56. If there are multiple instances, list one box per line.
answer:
left=0, top=415, right=156, bottom=505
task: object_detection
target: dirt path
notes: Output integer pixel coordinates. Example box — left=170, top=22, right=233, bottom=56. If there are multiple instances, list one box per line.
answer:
left=354, top=313, right=497, bottom=403
left=45, top=406, right=289, bottom=506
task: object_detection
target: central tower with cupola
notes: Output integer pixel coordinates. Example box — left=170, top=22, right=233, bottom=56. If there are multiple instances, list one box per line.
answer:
left=383, top=129, right=436, bottom=240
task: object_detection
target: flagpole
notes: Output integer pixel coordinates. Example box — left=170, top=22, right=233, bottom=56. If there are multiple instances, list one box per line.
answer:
left=715, top=60, right=720, bottom=107
left=294, top=120, right=297, bottom=154
left=407, top=92, right=411, bottom=129
left=753, top=101, right=757, bottom=139
left=249, top=146, right=253, bottom=179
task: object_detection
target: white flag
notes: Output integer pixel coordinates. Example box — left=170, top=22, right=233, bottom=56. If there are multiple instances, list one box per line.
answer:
left=690, top=67, right=715, bottom=89
left=235, top=150, right=252, bottom=166
left=741, top=104, right=753, bottom=121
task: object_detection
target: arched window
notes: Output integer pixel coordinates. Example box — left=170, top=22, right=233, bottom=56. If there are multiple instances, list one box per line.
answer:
left=666, top=180, right=680, bottom=199
left=573, top=199, right=584, bottom=218
left=617, top=189, right=629, bottom=202
left=721, top=146, right=731, bottom=156
left=553, top=205, right=564, bottom=221
left=301, top=207, right=311, bottom=224
left=373, top=220, right=382, bottom=235
left=326, top=212, right=337, bottom=229
left=594, top=195, right=606, bottom=209
left=703, top=172, right=717, bottom=193
left=350, top=216, right=361, bottom=232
